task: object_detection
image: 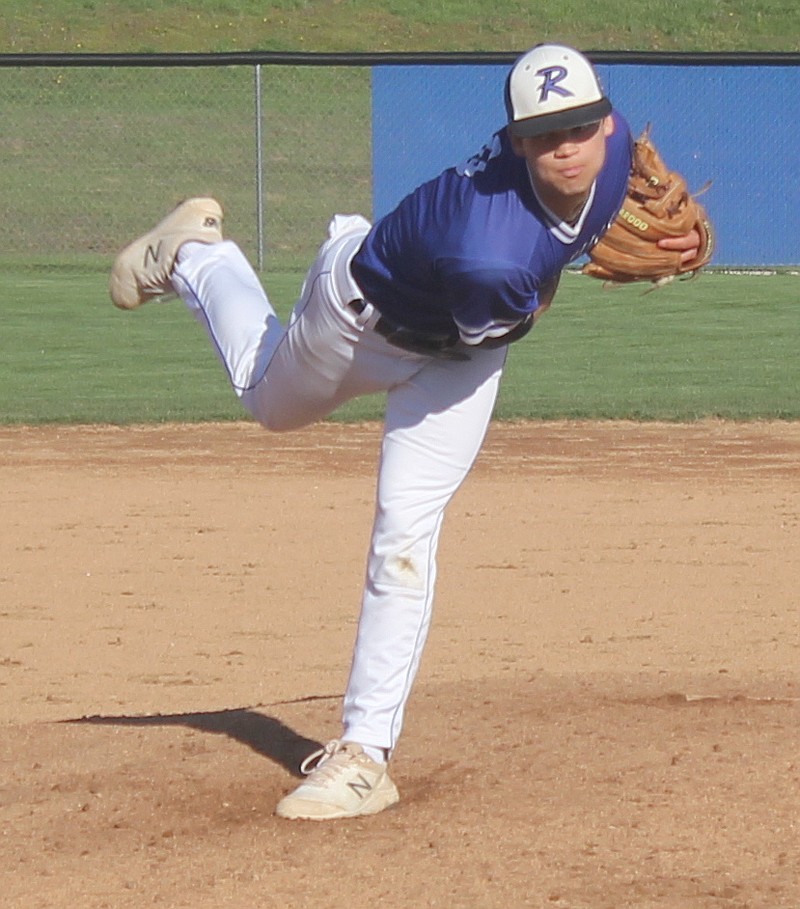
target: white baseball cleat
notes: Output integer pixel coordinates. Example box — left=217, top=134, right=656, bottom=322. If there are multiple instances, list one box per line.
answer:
left=109, top=197, right=223, bottom=310
left=275, top=740, right=400, bottom=820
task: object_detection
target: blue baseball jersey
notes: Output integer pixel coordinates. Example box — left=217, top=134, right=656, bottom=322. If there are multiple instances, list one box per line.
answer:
left=351, top=111, right=633, bottom=345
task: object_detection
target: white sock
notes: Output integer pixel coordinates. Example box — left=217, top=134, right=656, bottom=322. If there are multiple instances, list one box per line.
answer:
left=361, top=745, right=389, bottom=764
left=175, top=240, right=208, bottom=265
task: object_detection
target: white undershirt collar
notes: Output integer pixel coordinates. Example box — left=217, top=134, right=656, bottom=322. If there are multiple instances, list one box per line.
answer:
left=527, top=167, right=596, bottom=245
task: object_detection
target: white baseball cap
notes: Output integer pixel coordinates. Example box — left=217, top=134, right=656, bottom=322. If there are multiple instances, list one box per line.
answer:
left=505, top=44, right=612, bottom=138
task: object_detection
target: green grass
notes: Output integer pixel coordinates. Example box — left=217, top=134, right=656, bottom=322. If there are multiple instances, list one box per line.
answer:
left=2, top=0, right=798, bottom=52
left=499, top=272, right=800, bottom=421
left=2, top=268, right=797, bottom=425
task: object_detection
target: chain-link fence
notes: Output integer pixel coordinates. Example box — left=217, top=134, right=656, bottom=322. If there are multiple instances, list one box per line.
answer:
left=0, top=59, right=371, bottom=274
left=4, top=50, right=800, bottom=274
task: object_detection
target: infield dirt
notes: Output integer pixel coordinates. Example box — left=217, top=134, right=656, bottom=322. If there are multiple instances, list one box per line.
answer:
left=1, top=420, right=798, bottom=909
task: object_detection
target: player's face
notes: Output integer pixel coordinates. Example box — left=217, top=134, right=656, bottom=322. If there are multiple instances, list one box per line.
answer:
left=511, top=116, right=614, bottom=222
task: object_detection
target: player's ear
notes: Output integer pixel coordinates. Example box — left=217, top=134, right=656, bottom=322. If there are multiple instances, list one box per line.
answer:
left=508, top=129, right=526, bottom=157
left=603, top=115, right=615, bottom=137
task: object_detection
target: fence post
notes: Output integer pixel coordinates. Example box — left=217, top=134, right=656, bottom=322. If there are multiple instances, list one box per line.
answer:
left=254, top=63, right=265, bottom=271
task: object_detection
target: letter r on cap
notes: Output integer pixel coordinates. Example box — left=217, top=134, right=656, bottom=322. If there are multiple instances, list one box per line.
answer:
left=536, top=66, right=573, bottom=101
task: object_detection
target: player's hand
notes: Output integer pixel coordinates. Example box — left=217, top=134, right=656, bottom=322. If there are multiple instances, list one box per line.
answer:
left=657, top=229, right=701, bottom=265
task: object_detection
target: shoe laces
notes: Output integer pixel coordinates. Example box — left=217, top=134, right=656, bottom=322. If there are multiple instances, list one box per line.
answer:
left=299, top=739, right=361, bottom=783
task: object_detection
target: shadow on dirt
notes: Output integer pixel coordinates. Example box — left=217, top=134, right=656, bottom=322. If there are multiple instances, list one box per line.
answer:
left=65, top=703, right=328, bottom=777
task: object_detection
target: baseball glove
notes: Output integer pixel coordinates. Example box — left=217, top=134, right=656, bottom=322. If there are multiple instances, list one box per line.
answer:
left=583, top=127, right=714, bottom=285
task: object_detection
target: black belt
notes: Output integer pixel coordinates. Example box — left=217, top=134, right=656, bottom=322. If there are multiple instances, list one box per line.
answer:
left=348, top=299, right=469, bottom=361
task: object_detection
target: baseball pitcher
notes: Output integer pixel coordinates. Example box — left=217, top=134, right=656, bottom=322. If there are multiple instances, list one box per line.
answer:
left=110, top=43, right=711, bottom=820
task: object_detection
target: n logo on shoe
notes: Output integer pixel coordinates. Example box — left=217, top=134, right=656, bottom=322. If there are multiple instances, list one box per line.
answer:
left=346, top=774, right=373, bottom=800
left=144, top=241, right=163, bottom=267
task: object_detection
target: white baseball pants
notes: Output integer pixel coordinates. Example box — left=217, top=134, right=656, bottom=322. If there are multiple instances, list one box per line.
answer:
left=171, top=215, right=507, bottom=754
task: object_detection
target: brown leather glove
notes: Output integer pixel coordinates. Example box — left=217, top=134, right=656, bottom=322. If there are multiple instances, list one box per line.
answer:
left=583, top=127, right=714, bottom=284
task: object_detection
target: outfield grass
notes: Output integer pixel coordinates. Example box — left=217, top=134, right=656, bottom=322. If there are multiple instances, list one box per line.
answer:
left=499, top=272, right=800, bottom=421
left=3, top=269, right=797, bottom=425
left=3, top=0, right=799, bottom=53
